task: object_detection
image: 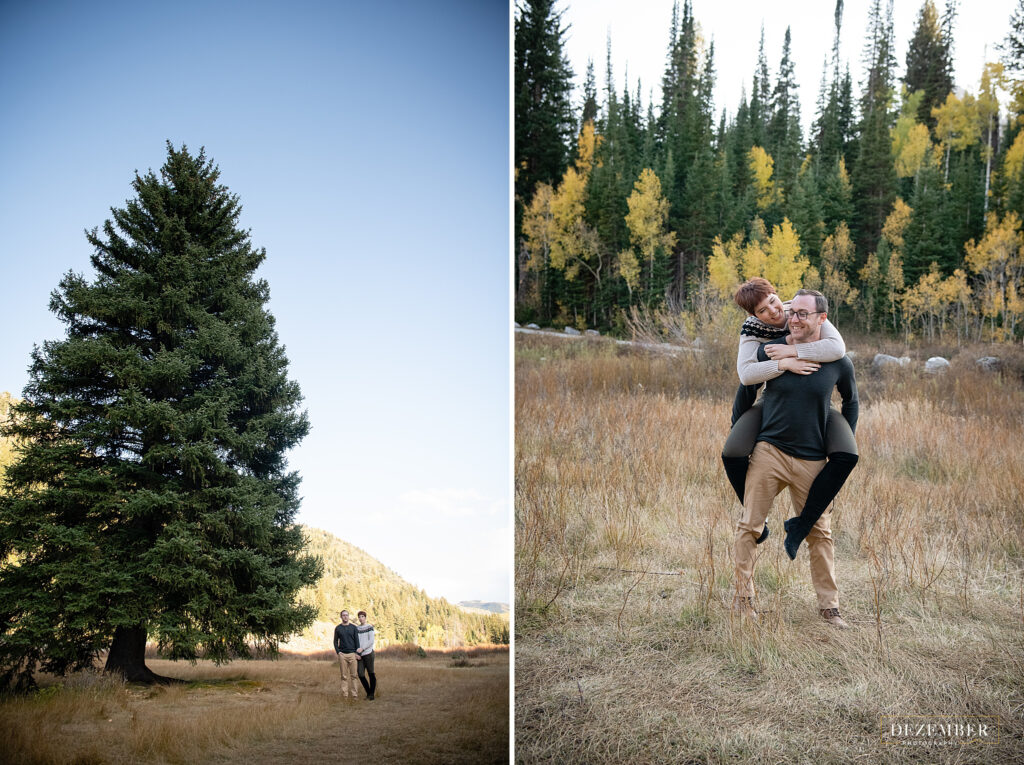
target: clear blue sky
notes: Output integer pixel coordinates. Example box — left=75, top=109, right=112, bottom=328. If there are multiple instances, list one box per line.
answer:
left=0, top=0, right=510, bottom=604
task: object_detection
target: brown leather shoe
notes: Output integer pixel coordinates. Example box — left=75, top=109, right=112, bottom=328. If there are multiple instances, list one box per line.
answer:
left=732, top=596, right=758, bottom=619
left=819, top=608, right=849, bottom=629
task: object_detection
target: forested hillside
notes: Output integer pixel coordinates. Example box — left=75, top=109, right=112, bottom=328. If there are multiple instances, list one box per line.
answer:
left=516, top=0, right=1024, bottom=342
left=298, top=527, right=509, bottom=647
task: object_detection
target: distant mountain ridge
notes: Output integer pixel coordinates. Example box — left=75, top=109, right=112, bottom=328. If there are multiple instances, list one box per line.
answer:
left=298, top=526, right=508, bottom=647
left=458, top=600, right=510, bottom=616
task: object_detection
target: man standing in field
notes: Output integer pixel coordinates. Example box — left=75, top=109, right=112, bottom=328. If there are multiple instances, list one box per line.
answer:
left=732, top=290, right=858, bottom=629
left=333, top=610, right=360, bottom=698
left=355, top=609, right=377, bottom=700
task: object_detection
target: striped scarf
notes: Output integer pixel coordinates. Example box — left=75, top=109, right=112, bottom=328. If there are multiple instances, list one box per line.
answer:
left=740, top=314, right=789, bottom=341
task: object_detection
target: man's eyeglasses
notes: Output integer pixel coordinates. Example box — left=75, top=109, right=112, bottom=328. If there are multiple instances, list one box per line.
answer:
left=786, top=309, right=823, bottom=321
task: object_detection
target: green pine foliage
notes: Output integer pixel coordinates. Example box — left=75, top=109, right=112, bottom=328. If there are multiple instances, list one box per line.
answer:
left=298, top=527, right=509, bottom=647
left=515, top=0, right=576, bottom=205
left=0, top=144, right=320, bottom=691
left=904, top=0, right=954, bottom=129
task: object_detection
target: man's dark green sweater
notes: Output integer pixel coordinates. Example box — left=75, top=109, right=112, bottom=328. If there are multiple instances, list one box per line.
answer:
left=752, top=338, right=859, bottom=460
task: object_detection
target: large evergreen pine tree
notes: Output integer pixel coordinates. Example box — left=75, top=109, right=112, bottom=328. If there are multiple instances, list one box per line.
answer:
left=903, top=0, right=953, bottom=129
left=514, top=0, right=576, bottom=206
left=852, top=0, right=899, bottom=255
left=768, top=27, right=803, bottom=205
left=0, top=144, right=320, bottom=691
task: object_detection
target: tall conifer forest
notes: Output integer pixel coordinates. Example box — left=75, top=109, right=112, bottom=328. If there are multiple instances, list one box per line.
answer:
left=516, top=0, right=1024, bottom=343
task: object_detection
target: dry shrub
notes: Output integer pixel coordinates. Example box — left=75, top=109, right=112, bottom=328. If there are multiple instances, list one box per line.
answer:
left=515, top=331, right=1024, bottom=763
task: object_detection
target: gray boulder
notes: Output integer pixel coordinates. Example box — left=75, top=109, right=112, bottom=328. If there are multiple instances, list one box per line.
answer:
left=976, top=356, right=1001, bottom=372
left=564, top=326, right=581, bottom=336
left=872, top=353, right=912, bottom=372
left=924, top=356, right=951, bottom=374
left=585, top=329, right=600, bottom=336
left=526, top=323, right=540, bottom=329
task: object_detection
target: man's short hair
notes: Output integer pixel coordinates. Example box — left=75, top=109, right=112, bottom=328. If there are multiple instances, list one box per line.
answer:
left=793, top=288, right=828, bottom=314
left=734, top=277, right=777, bottom=315
left=340, top=610, right=348, bottom=617
left=357, top=610, right=367, bottom=618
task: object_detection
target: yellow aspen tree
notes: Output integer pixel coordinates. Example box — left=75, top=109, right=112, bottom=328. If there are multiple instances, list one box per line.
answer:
left=932, top=92, right=980, bottom=182
left=618, top=249, right=641, bottom=297
left=892, top=119, right=932, bottom=179
left=965, top=212, right=1024, bottom=340
left=623, top=168, right=677, bottom=299
left=575, top=120, right=601, bottom=174
left=748, top=146, right=777, bottom=210
left=978, top=63, right=1003, bottom=220
left=1007, top=282, right=1024, bottom=337
left=760, top=218, right=808, bottom=299
left=548, top=124, right=602, bottom=284
left=943, top=268, right=974, bottom=344
left=521, top=183, right=555, bottom=273
left=519, top=183, right=555, bottom=311
left=548, top=167, right=588, bottom=279
left=707, top=233, right=743, bottom=298
left=739, top=217, right=769, bottom=281
left=997, top=131, right=1024, bottom=217
left=892, top=88, right=930, bottom=179
left=901, top=263, right=950, bottom=341
left=886, top=249, right=905, bottom=333
left=820, top=221, right=859, bottom=324
left=859, top=252, right=883, bottom=332
left=1003, top=132, right=1024, bottom=180
left=740, top=239, right=768, bottom=284
left=882, top=197, right=913, bottom=249
left=880, top=199, right=912, bottom=333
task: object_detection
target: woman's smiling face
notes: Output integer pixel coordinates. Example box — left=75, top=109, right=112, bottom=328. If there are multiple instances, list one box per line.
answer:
left=753, top=292, right=786, bottom=327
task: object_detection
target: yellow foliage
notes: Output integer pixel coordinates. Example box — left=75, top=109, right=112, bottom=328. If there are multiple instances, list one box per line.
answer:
left=932, top=92, right=981, bottom=152
left=740, top=241, right=768, bottom=282
left=892, top=118, right=931, bottom=178
left=761, top=218, right=808, bottom=298
left=548, top=168, right=594, bottom=279
left=965, top=212, right=1024, bottom=276
left=882, top=198, right=913, bottom=249
left=575, top=121, right=601, bottom=175
left=859, top=251, right=882, bottom=289
left=887, top=249, right=905, bottom=294
left=618, top=249, right=641, bottom=292
left=1002, top=131, right=1024, bottom=180
left=901, top=263, right=950, bottom=320
left=625, top=168, right=676, bottom=262
left=820, top=222, right=859, bottom=308
left=748, top=146, right=776, bottom=210
left=837, top=156, right=850, bottom=187
left=965, top=213, right=1024, bottom=321
left=521, top=183, right=554, bottom=272
left=707, top=234, right=742, bottom=298
left=705, top=219, right=808, bottom=300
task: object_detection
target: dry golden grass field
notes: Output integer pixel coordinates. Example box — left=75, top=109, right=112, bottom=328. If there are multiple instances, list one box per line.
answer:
left=515, top=330, right=1024, bottom=764
left=0, top=646, right=508, bottom=764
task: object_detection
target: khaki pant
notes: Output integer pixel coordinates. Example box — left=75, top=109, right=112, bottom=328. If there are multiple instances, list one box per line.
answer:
left=337, top=652, right=359, bottom=697
left=734, top=442, right=839, bottom=610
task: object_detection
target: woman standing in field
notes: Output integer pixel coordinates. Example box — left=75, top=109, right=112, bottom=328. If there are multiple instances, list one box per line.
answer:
left=721, top=277, right=859, bottom=558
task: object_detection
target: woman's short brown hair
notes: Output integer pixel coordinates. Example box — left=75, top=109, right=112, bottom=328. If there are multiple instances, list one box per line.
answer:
left=734, top=277, right=777, bottom=315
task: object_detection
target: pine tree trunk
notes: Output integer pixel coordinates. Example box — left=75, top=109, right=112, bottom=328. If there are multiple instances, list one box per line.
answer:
left=104, top=625, right=179, bottom=684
